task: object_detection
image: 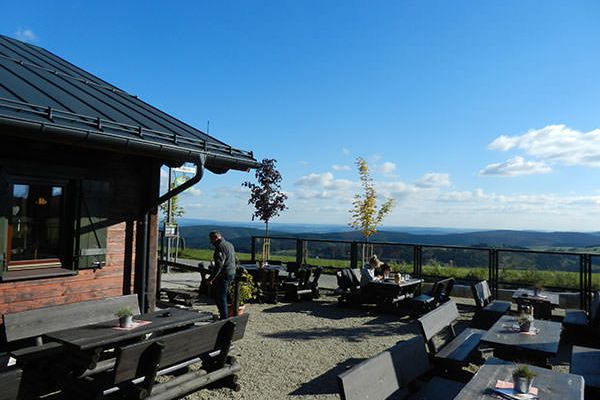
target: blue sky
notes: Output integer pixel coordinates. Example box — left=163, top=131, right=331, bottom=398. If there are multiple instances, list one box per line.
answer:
left=3, top=1, right=600, bottom=231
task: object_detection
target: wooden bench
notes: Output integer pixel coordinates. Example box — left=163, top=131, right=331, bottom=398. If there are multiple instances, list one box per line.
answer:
left=470, top=280, right=511, bottom=329
left=417, top=300, right=486, bottom=375
left=563, top=290, right=600, bottom=335
left=570, top=345, right=600, bottom=392
left=337, top=336, right=464, bottom=400
left=2, top=294, right=140, bottom=347
left=283, top=266, right=321, bottom=301
left=72, top=313, right=250, bottom=400
left=1, top=295, right=140, bottom=399
left=161, top=289, right=195, bottom=307
left=409, top=277, right=454, bottom=315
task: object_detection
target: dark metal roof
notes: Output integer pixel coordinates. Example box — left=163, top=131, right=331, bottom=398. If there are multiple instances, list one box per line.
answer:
left=0, top=34, right=257, bottom=173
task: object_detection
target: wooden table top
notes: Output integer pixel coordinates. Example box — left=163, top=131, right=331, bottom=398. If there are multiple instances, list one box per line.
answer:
left=240, top=264, right=287, bottom=272
left=481, top=315, right=562, bottom=357
left=512, top=288, right=560, bottom=306
left=371, top=278, right=423, bottom=287
left=454, top=358, right=584, bottom=400
left=44, top=308, right=213, bottom=351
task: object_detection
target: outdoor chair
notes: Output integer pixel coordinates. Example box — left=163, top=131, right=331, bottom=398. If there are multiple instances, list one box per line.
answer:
left=470, top=280, right=511, bottom=329
left=337, top=336, right=464, bottom=400
left=283, top=267, right=314, bottom=301
left=570, top=345, right=600, bottom=393
left=336, top=268, right=362, bottom=305
left=515, top=296, right=553, bottom=320
left=417, top=300, right=487, bottom=379
left=256, top=268, right=280, bottom=303
left=409, top=277, right=454, bottom=315
left=563, top=290, right=600, bottom=337
left=285, top=261, right=300, bottom=281
left=310, top=266, right=322, bottom=298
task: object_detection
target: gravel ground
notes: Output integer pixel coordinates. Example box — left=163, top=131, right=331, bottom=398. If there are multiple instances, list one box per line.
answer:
left=160, top=271, right=572, bottom=400
left=174, top=291, right=474, bottom=400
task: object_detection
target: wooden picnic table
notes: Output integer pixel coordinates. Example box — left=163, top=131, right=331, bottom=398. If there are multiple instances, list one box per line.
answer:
left=480, top=314, right=562, bottom=366
left=512, top=288, right=560, bottom=306
left=44, top=307, right=213, bottom=352
left=364, top=278, right=423, bottom=309
left=454, top=358, right=584, bottom=400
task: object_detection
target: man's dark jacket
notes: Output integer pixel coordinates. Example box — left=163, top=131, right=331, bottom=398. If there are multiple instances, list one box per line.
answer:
left=212, top=238, right=236, bottom=280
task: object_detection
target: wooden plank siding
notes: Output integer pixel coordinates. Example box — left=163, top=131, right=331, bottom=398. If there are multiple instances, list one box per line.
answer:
left=0, top=223, right=134, bottom=314
left=0, top=136, right=161, bottom=328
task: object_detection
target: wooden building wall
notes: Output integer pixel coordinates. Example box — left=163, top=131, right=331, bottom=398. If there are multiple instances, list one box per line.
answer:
left=0, top=222, right=134, bottom=314
left=0, top=136, right=160, bottom=318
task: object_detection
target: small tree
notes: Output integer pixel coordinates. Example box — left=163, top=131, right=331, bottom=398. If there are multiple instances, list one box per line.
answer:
left=159, top=186, right=185, bottom=223
left=242, top=159, right=288, bottom=263
left=349, top=157, right=395, bottom=263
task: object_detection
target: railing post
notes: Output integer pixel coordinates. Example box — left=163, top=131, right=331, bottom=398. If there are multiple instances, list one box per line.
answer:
left=488, top=249, right=499, bottom=298
left=413, top=246, right=422, bottom=277
left=250, top=236, right=256, bottom=263
left=296, top=239, right=305, bottom=265
left=350, top=242, right=358, bottom=269
left=581, top=254, right=592, bottom=314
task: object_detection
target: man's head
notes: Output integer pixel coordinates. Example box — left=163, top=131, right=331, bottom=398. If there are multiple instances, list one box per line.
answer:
left=209, top=231, right=222, bottom=245
left=369, top=255, right=382, bottom=269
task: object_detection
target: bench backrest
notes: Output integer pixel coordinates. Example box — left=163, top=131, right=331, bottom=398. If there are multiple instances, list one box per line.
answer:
left=590, top=291, right=600, bottom=326
left=2, top=294, right=140, bottom=343
left=350, top=269, right=361, bottom=287
left=113, top=313, right=249, bottom=383
left=471, top=280, right=492, bottom=308
left=337, top=336, right=430, bottom=400
left=433, top=277, right=454, bottom=304
left=337, top=269, right=358, bottom=290
left=298, top=267, right=312, bottom=289
left=311, top=267, right=322, bottom=286
left=418, top=300, right=459, bottom=350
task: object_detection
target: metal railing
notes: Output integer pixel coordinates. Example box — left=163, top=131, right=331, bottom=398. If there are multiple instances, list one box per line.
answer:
left=250, top=235, right=599, bottom=313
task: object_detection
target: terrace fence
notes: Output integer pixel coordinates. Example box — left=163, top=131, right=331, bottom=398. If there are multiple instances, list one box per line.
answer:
left=250, top=236, right=599, bottom=314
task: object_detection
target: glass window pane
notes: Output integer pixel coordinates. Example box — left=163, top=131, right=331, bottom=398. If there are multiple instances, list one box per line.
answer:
left=9, top=181, right=64, bottom=267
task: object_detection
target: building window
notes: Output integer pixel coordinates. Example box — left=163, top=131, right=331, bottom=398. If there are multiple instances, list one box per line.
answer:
left=7, top=180, right=67, bottom=269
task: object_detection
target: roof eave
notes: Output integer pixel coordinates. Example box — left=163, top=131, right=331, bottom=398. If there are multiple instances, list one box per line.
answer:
left=0, top=117, right=259, bottom=173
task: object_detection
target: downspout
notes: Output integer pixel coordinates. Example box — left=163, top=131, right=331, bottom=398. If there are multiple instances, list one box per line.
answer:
left=140, top=156, right=206, bottom=312
left=155, top=156, right=206, bottom=208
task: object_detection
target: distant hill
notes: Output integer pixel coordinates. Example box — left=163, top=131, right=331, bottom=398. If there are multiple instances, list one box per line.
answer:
left=179, top=224, right=600, bottom=253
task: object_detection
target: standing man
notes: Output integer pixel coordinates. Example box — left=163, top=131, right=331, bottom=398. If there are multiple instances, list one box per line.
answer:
left=207, top=231, right=237, bottom=319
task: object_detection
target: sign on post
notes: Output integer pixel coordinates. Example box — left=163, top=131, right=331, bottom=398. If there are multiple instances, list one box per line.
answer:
left=165, top=223, right=178, bottom=238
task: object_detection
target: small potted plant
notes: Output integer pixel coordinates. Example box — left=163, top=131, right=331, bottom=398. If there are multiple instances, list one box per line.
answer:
left=517, top=313, right=533, bottom=332
left=533, top=280, right=544, bottom=297
left=228, top=269, right=260, bottom=316
left=512, top=365, right=536, bottom=394
left=115, top=306, right=134, bottom=328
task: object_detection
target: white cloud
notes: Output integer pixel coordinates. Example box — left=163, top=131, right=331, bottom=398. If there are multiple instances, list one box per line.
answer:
left=488, top=124, right=600, bottom=167
left=182, top=186, right=203, bottom=197
left=332, top=164, right=351, bottom=171
left=15, top=28, right=37, bottom=42
left=480, top=156, right=552, bottom=176
left=342, top=148, right=351, bottom=155
left=416, top=173, right=451, bottom=188
left=377, top=161, right=396, bottom=175
left=295, top=172, right=335, bottom=187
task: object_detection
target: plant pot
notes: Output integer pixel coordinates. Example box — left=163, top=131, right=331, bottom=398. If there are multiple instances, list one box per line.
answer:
left=118, top=315, right=133, bottom=328
left=513, top=376, right=534, bottom=394
left=519, top=321, right=531, bottom=332
left=227, top=304, right=246, bottom=317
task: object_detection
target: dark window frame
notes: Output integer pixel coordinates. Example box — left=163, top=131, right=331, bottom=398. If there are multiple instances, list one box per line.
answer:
left=5, top=175, right=72, bottom=271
